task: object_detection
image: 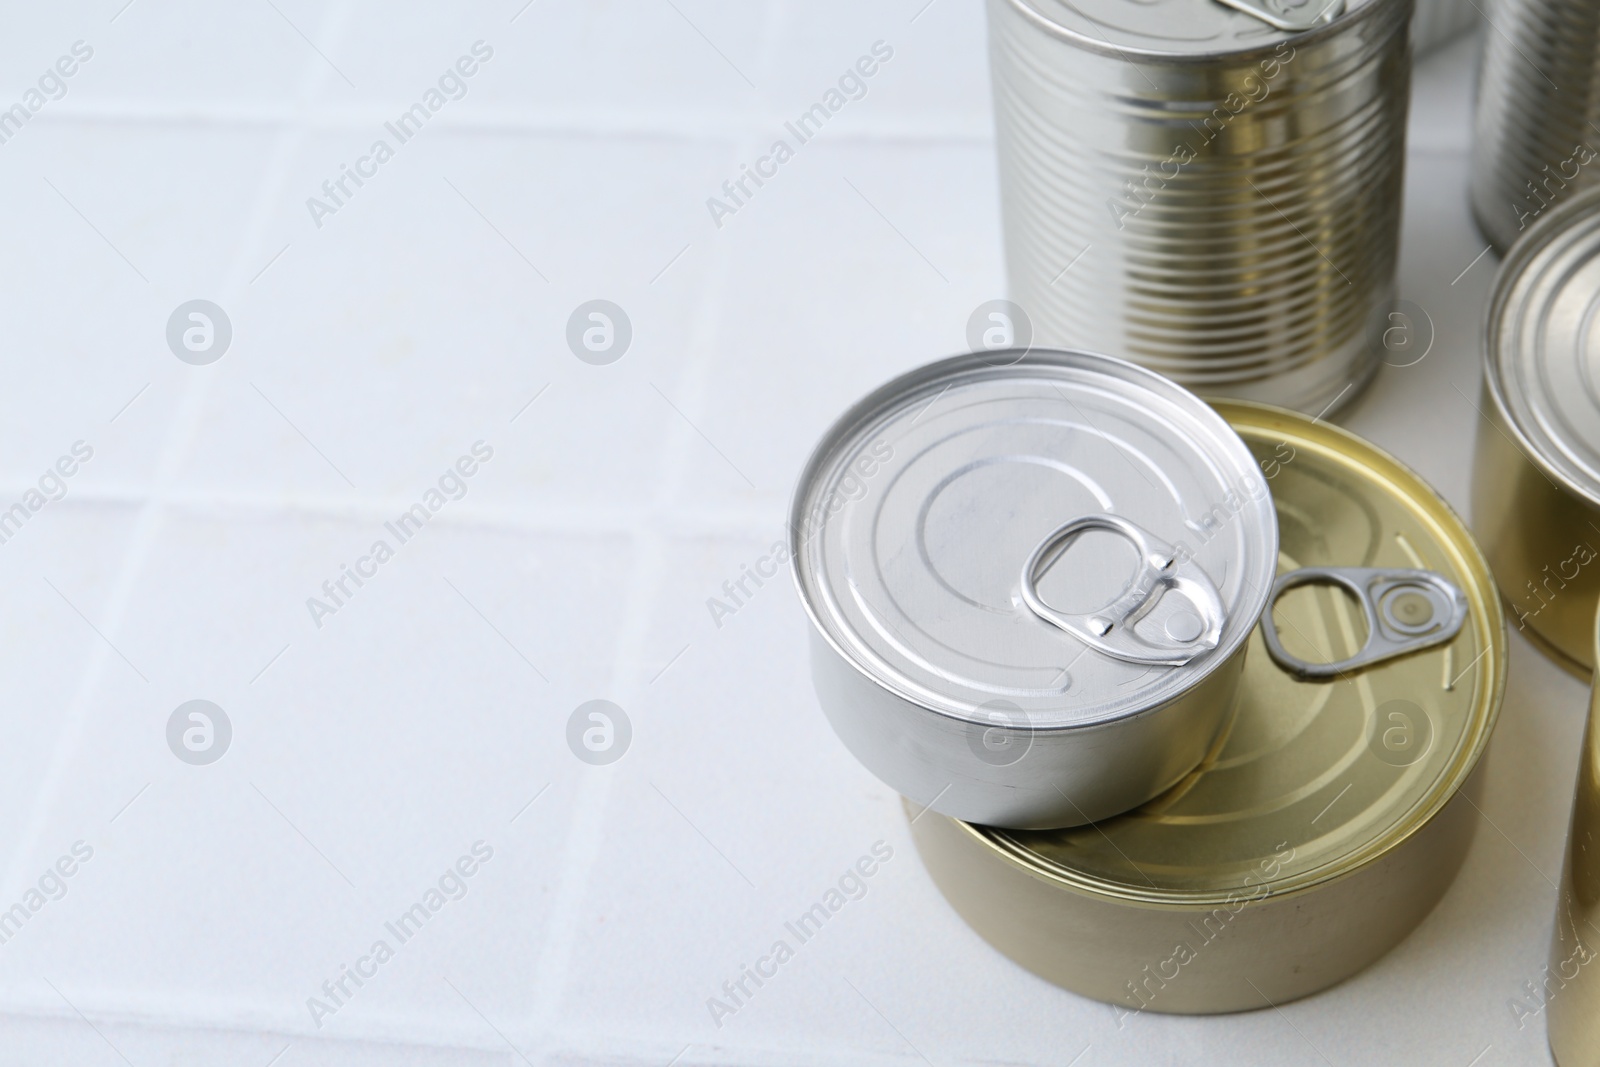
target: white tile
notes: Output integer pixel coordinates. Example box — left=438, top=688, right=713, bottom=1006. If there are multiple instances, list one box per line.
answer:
left=0, top=517, right=630, bottom=1041
left=680, top=139, right=1005, bottom=510
left=321, top=0, right=775, bottom=121
left=0, top=123, right=280, bottom=490
left=173, top=131, right=730, bottom=513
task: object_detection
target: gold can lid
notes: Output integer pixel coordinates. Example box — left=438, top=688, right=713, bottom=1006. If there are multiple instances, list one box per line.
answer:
left=977, top=402, right=1506, bottom=905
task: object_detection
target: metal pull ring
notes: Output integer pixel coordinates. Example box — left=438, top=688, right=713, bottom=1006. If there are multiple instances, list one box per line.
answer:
left=1019, top=514, right=1227, bottom=668
left=1213, top=0, right=1344, bottom=31
left=1260, top=567, right=1468, bottom=680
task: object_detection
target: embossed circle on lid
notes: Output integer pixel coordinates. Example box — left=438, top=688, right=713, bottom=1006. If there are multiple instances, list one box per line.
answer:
left=790, top=350, right=1278, bottom=729
left=1488, top=186, right=1600, bottom=507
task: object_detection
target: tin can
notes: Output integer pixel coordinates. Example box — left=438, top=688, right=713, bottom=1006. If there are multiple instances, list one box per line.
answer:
left=1471, top=185, right=1600, bottom=676
left=1412, top=0, right=1478, bottom=55
left=1546, top=605, right=1600, bottom=1063
left=789, top=349, right=1279, bottom=829
left=1469, top=0, right=1600, bottom=254
left=909, top=401, right=1506, bottom=1013
left=987, top=0, right=1412, bottom=415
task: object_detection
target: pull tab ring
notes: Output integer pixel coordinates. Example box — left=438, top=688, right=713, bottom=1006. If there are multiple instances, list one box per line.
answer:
left=1260, top=567, right=1468, bottom=680
left=1019, top=514, right=1227, bottom=668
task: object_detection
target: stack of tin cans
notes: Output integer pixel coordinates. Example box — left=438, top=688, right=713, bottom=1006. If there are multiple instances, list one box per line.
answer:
left=1468, top=187, right=1600, bottom=1065
left=1465, top=17, right=1600, bottom=1059
left=781, top=0, right=1600, bottom=1046
left=791, top=350, right=1507, bottom=1012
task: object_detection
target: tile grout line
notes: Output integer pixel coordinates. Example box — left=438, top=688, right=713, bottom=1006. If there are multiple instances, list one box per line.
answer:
left=35, top=100, right=995, bottom=144
left=517, top=0, right=792, bottom=1055
left=0, top=0, right=360, bottom=901
left=9, top=484, right=786, bottom=537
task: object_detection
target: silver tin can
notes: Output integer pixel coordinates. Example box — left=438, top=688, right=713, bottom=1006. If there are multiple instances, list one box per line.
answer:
left=789, top=349, right=1278, bottom=829
left=1472, top=185, right=1600, bottom=674
left=1470, top=0, right=1600, bottom=254
left=988, top=0, right=1412, bottom=415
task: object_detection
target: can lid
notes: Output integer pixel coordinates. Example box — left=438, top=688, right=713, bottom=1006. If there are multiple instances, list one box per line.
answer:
left=1487, top=186, right=1600, bottom=507
left=974, top=403, right=1505, bottom=903
left=789, top=350, right=1278, bottom=729
left=1005, top=0, right=1365, bottom=56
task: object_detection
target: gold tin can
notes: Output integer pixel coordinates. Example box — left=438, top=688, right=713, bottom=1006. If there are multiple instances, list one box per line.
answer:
left=908, top=402, right=1506, bottom=1014
left=1545, top=607, right=1600, bottom=1064
left=1472, top=185, right=1600, bottom=677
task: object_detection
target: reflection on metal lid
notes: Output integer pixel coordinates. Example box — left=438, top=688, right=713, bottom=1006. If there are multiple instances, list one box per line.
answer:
left=979, top=403, right=1504, bottom=900
left=1488, top=186, right=1600, bottom=505
left=1006, top=0, right=1361, bottom=55
left=789, top=349, right=1277, bottom=728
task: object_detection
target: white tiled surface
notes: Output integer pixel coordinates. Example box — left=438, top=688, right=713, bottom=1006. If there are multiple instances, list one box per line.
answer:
left=0, top=4, right=1569, bottom=1065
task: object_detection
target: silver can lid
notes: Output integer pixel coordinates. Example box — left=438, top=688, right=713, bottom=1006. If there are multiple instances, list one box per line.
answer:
left=790, top=350, right=1278, bottom=728
left=1005, top=0, right=1358, bottom=56
left=1488, top=187, right=1600, bottom=506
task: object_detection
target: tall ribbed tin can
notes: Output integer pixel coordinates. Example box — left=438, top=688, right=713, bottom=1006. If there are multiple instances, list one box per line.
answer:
left=1469, top=0, right=1600, bottom=254
left=987, top=0, right=1413, bottom=415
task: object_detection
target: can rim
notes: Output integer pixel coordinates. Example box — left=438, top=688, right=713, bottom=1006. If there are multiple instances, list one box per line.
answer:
left=1482, top=184, right=1600, bottom=508
left=997, top=0, right=1402, bottom=65
left=787, top=348, right=1277, bottom=730
left=960, top=401, right=1507, bottom=905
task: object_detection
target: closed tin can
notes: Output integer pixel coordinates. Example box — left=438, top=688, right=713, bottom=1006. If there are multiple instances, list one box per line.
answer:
left=1469, top=0, right=1600, bottom=254
left=1546, top=605, right=1600, bottom=1063
left=988, top=0, right=1412, bottom=414
left=909, top=402, right=1506, bottom=1012
left=1412, top=0, right=1478, bottom=55
left=789, top=349, right=1278, bottom=829
left=1471, top=185, right=1600, bottom=676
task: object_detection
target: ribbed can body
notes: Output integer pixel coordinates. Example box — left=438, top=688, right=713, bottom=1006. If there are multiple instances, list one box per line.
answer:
left=988, top=0, right=1412, bottom=415
left=1470, top=0, right=1600, bottom=254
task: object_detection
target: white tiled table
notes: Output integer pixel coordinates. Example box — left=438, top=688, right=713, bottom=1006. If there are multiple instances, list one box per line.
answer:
left=0, top=4, right=1572, bottom=1065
